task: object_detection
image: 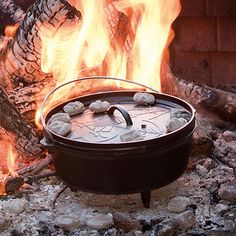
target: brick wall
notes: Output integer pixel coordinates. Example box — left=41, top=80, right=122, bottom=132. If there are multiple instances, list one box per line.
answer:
left=170, top=0, right=236, bottom=86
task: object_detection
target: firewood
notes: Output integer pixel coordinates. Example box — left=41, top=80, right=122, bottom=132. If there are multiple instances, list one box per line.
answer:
left=1, top=170, right=56, bottom=195
left=0, top=0, right=26, bottom=26
left=0, top=0, right=81, bottom=90
left=2, top=176, right=24, bottom=194
left=8, top=80, right=54, bottom=123
left=23, top=171, right=56, bottom=185
left=16, top=152, right=47, bottom=175
left=30, top=154, right=52, bottom=175
left=0, top=86, right=43, bottom=157
left=164, top=68, right=236, bottom=124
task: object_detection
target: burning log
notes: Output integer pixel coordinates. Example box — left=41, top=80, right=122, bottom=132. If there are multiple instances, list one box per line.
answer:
left=7, top=80, right=54, bottom=122
left=0, top=0, right=26, bottom=26
left=0, top=0, right=81, bottom=90
left=0, top=86, right=43, bottom=157
left=164, top=68, right=236, bottom=124
left=0, top=153, right=54, bottom=195
left=2, top=176, right=24, bottom=194
left=2, top=171, right=56, bottom=195
left=0, top=0, right=82, bottom=155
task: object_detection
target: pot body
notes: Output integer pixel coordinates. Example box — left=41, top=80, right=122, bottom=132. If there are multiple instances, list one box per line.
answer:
left=51, top=132, right=193, bottom=194
left=41, top=84, right=196, bottom=195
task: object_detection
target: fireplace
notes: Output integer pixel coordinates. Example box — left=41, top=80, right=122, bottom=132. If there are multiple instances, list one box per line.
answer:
left=170, top=0, right=236, bottom=87
left=0, top=0, right=236, bottom=235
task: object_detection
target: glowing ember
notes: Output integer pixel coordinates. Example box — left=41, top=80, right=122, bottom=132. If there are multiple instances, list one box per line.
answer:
left=0, top=142, right=18, bottom=195
left=36, top=0, right=181, bottom=126
left=4, top=23, right=20, bottom=37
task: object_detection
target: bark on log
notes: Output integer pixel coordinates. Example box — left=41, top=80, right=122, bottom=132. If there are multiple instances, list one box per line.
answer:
left=0, top=0, right=81, bottom=90
left=0, top=0, right=82, bottom=157
left=0, top=0, right=26, bottom=25
left=8, top=80, right=54, bottom=123
left=0, top=86, right=43, bottom=157
left=164, top=68, right=236, bottom=124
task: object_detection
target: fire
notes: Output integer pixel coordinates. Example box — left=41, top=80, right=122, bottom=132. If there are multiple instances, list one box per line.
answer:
left=0, top=142, right=18, bottom=195
left=36, top=0, right=181, bottom=126
left=4, top=23, right=20, bottom=37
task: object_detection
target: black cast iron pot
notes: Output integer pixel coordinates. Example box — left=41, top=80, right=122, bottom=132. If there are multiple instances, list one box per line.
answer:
left=40, top=77, right=196, bottom=207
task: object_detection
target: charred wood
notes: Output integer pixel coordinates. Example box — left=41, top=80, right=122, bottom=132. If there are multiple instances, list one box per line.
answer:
left=14, top=0, right=36, bottom=11
left=164, top=68, right=236, bottom=124
left=1, top=170, right=56, bottom=195
left=2, top=176, right=24, bottom=194
left=0, top=0, right=25, bottom=26
left=8, top=80, right=54, bottom=123
left=0, top=86, right=43, bottom=157
left=23, top=170, right=56, bottom=185
left=30, top=154, right=52, bottom=175
left=0, top=0, right=81, bottom=90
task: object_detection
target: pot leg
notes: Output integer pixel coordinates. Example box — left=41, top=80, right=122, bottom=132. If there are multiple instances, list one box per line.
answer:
left=140, top=191, right=151, bottom=208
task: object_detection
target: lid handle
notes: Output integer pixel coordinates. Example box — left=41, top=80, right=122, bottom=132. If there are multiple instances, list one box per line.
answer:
left=107, top=105, right=133, bottom=126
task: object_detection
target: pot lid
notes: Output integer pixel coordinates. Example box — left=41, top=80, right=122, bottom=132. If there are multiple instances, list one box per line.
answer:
left=45, top=91, right=193, bottom=144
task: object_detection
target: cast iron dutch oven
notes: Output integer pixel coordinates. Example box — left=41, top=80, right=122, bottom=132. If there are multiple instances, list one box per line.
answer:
left=40, top=77, right=196, bottom=206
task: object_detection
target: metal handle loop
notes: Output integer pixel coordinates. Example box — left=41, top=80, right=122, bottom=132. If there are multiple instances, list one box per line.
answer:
left=107, top=105, right=133, bottom=126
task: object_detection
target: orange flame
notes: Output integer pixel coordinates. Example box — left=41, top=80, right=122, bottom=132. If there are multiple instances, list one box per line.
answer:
left=4, top=23, right=20, bottom=37
left=0, top=142, right=18, bottom=195
left=6, top=146, right=18, bottom=177
left=36, top=0, right=181, bottom=127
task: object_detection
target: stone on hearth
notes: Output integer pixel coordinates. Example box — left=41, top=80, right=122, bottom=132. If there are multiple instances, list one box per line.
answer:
left=174, top=210, right=196, bottom=230
left=3, top=198, right=27, bottom=215
left=151, top=219, right=179, bottom=236
left=87, top=214, right=114, bottom=230
left=223, top=209, right=236, bottom=232
left=167, top=196, right=191, bottom=213
left=203, top=158, right=215, bottom=171
left=113, top=212, right=141, bottom=232
left=196, top=164, right=209, bottom=177
left=63, top=101, right=85, bottom=116
left=218, top=181, right=236, bottom=202
left=54, top=214, right=81, bottom=231
left=222, top=130, right=236, bottom=142
left=214, top=204, right=229, bottom=216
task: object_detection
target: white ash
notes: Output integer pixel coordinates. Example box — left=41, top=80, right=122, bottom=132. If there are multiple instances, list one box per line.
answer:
left=166, top=117, right=187, bottom=133
left=3, top=198, right=27, bottom=215
left=0, top=125, right=236, bottom=235
left=174, top=210, right=196, bottom=230
left=63, top=101, right=85, bottom=116
left=48, top=120, right=71, bottom=136
left=89, top=100, right=110, bottom=113
left=48, top=112, right=70, bottom=124
left=133, top=92, right=155, bottom=106
left=120, top=130, right=143, bottom=142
